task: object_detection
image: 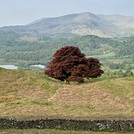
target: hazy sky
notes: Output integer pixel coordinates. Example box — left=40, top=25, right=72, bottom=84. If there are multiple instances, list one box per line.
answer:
left=0, top=0, right=134, bottom=27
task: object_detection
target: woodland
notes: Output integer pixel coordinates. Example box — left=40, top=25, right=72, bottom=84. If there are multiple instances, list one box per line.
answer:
left=0, top=33, right=133, bottom=78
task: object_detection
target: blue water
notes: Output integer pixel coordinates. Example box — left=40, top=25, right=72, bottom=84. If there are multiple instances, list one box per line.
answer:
left=0, top=65, right=18, bottom=69
left=31, top=64, right=45, bottom=69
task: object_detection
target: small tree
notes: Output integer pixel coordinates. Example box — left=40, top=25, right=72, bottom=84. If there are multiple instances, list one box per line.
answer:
left=45, top=46, right=104, bottom=83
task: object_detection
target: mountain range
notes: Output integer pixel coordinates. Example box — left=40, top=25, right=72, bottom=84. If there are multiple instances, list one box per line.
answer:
left=0, top=12, right=134, bottom=37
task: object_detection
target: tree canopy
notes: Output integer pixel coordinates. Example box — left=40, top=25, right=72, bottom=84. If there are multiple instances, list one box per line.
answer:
left=45, top=46, right=104, bottom=83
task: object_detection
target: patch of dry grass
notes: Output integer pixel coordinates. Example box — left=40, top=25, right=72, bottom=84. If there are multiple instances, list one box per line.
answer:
left=0, top=68, right=134, bottom=119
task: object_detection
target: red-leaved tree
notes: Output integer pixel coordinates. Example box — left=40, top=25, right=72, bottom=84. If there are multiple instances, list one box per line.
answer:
left=45, top=46, right=104, bottom=83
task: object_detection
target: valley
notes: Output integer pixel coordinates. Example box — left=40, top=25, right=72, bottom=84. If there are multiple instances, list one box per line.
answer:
left=0, top=13, right=134, bottom=132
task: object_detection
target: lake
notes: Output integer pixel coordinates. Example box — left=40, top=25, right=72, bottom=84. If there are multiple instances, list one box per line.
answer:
left=31, top=64, right=45, bottom=69
left=0, top=65, right=18, bottom=69
left=0, top=64, right=45, bottom=70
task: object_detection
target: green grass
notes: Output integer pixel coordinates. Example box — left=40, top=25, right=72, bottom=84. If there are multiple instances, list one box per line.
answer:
left=97, top=79, right=127, bottom=97
left=31, top=100, right=53, bottom=106
left=41, top=81, right=58, bottom=94
left=98, top=52, right=116, bottom=58
left=0, top=129, right=134, bottom=134
left=97, top=77, right=134, bottom=97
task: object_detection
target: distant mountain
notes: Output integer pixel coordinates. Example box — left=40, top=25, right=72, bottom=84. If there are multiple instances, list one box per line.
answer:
left=0, top=12, right=134, bottom=37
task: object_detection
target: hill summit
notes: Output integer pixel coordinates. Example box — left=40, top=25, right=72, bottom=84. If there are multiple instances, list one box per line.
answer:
left=1, top=12, right=134, bottom=37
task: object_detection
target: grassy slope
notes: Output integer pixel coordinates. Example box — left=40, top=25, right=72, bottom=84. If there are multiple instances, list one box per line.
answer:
left=0, top=68, right=134, bottom=119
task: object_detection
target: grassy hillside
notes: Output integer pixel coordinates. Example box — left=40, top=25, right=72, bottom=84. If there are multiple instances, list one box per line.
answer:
left=0, top=34, right=134, bottom=68
left=0, top=68, right=134, bottom=119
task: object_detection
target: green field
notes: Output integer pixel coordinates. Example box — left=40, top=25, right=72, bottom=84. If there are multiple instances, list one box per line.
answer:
left=0, top=129, right=134, bottom=134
